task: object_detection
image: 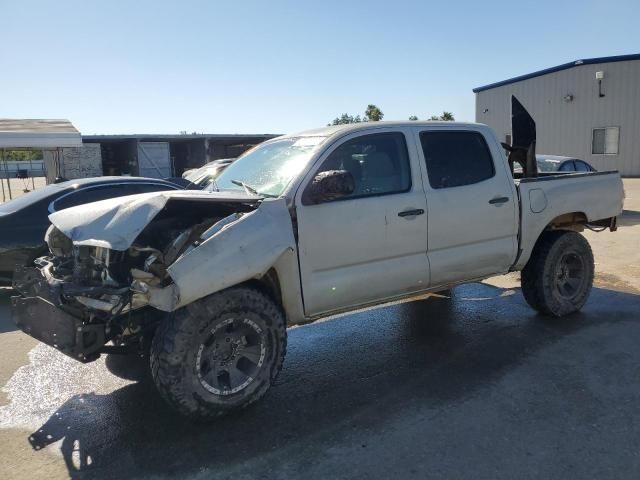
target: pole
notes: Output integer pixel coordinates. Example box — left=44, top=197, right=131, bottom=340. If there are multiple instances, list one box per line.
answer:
left=29, top=157, right=35, bottom=190
left=2, top=148, right=12, bottom=201
left=0, top=149, right=5, bottom=203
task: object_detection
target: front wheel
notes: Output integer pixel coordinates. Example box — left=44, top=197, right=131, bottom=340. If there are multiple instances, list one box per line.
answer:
left=150, top=286, right=286, bottom=418
left=521, top=231, right=594, bottom=317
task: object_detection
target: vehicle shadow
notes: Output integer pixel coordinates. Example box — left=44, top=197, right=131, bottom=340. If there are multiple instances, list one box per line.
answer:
left=618, top=209, right=640, bottom=227
left=0, top=287, right=17, bottom=333
left=26, top=283, right=640, bottom=479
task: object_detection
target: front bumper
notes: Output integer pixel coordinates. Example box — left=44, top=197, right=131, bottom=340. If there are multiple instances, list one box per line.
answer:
left=11, top=265, right=106, bottom=362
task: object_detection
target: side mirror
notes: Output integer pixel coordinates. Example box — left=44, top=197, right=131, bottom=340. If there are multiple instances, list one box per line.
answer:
left=306, top=169, right=355, bottom=204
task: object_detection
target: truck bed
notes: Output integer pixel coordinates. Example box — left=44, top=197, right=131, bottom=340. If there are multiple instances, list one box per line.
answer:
left=513, top=170, right=624, bottom=270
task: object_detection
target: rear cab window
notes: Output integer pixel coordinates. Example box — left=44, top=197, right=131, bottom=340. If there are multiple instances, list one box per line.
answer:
left=419, top=131, right=495, bottom=189
left=574, top=161, right=591, bottom=172
left=559, top=161, right=576, bottom=172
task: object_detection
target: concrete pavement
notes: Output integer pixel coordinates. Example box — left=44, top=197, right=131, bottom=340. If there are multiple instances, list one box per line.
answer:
left=0, top=180, right=639, bottom=480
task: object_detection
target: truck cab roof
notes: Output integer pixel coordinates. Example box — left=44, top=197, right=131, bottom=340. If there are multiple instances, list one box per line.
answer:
left=287, top=121, right=487, bottom=140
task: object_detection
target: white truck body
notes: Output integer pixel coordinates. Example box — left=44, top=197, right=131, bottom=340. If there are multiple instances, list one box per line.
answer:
left=43, top=121, right=623, bottom=324
left=11, top=98, right=624, bottom=417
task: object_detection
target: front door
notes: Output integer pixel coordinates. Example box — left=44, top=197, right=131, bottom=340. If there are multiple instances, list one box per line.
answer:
left=295, top=129, right=429, bottom=316
left=415, top=128, right=518, bottom=287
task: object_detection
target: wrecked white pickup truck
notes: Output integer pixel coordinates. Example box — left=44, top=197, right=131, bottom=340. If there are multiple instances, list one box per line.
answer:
left=12, top=97, right=624, bottom=418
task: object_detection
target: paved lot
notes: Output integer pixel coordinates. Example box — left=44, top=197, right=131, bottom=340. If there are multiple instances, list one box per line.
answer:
left=0, top=180, right=639, bottom=480
left=0, top=177, right=47, bottom=204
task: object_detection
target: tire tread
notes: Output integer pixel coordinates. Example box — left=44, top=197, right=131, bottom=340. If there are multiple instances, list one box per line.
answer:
left=150, top=286, right=286, bottom=418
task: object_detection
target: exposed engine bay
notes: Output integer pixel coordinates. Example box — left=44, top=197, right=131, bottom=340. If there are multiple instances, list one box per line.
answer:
left=12, top=194, right=260, bottom=362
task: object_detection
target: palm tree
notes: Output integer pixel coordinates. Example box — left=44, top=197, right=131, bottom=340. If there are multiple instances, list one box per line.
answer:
left=365, top=104, right=384, bottom=122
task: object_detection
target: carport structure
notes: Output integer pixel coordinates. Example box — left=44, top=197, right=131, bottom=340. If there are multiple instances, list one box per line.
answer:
left=0, top=119, right=82, bottom=201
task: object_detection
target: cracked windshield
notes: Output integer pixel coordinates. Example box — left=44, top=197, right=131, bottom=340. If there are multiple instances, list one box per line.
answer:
left=212, top=136, right=327, bottom=197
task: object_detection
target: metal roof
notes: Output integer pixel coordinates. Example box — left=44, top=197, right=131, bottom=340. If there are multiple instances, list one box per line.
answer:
left=473, top=53, right=640, bottom=93
left=82, top=133, right=280, bottom=143
left=0, top=119, right=82, bottom=148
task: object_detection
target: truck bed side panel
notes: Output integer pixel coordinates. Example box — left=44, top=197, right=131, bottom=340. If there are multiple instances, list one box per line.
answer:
left=514, top=171, right=624, bottom=269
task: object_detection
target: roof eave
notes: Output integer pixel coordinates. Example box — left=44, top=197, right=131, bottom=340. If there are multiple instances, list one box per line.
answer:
left=0, top=132, right=83, bottom=149
left=473, top=53, right=640, bottom=93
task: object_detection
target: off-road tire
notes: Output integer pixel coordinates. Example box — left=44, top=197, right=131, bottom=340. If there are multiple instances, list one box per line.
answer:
left=521, top=231, right=594, bottom=317
left=150, top=286, right=286, bottom=418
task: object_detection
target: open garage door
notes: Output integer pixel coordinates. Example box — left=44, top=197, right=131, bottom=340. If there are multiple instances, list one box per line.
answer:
left=137, top=142, right=171, bottom=178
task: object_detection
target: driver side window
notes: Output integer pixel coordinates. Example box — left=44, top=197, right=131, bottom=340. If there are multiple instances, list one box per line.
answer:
left=309, top=132, right=411, bottom=202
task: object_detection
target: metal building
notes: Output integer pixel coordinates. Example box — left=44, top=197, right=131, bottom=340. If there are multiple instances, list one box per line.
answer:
left=474, top=53, right=640, bottom=176
left=82, top=133, right=279, bottom=178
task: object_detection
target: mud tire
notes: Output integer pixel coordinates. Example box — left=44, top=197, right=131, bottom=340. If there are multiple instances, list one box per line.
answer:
left=521, top=231, right=594, bottom=317
left=150, top=286, right=286, bottom=418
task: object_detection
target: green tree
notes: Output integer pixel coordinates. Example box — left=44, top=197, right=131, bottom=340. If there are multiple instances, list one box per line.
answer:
left=427, top=112, right=455, bottom=121
left=409, top=115, right=418, bottom=121
left=328, top=113, right=363, bottom=126
left=364, top=104, right=384, bottom=122
left=4, top=149, right=43, bottom=161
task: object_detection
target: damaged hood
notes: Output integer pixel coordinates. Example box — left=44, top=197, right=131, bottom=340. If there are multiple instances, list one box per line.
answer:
left=48, top=190, right=262, bottom=251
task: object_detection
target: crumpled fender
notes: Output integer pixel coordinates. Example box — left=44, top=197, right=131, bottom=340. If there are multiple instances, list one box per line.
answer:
left=158, top=198, right=299, bottom=312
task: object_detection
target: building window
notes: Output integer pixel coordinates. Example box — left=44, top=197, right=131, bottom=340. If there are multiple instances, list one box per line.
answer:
left=592, top=127, right=620, bottom=155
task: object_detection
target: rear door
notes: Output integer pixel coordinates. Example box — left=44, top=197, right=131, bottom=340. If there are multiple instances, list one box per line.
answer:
left=295, top=128, right=429, bottom=316
left=415, top=127, right=518, bottom=287
left=574, top=160, right=592, bottom=172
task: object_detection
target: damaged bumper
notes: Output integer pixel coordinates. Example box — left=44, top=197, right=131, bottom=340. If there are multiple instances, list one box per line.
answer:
left=10, top=196, right=301, bottom=363
left=11, top=265, right=107, bottom=362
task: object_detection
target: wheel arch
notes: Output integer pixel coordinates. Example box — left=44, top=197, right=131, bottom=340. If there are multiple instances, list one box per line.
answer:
left=545, top=211, right=588, bottom=232
left=515, top=211, right=590, bottom=270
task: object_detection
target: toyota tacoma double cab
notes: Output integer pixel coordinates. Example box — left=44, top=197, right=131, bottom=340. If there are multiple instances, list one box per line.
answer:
left=12, top=97, right=624, bottom=418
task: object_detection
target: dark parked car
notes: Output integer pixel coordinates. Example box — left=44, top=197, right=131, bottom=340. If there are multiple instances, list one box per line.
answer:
left=536, top=154, right=596, bottom=173
left=0, top=176, right=181, bottom=283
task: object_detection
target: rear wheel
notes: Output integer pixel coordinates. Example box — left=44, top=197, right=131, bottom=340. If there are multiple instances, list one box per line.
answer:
left=150, top=286, right=286, bottom=418
left=521, top=231, right=594, bottom=317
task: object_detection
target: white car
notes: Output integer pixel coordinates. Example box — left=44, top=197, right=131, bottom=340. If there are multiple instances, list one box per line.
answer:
left=13, top=97, right=623, bottom=418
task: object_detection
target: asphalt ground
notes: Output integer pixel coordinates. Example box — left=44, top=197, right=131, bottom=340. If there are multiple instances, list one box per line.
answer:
left=0, top=179, right=638, bottom=480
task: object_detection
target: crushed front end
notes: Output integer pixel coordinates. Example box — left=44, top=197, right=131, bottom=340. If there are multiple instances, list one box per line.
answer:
left=11, top=232, right=175, bottom=362
left=12, top=260, right=120, bottom=362
left=10, top=192, right=260, bottom=362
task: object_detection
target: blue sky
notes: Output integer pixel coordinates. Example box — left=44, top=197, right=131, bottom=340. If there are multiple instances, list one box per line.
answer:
left=2, top=0, right=639, bottom=134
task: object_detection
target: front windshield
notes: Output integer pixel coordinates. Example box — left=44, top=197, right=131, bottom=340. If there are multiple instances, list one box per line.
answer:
left=537, top=158, right=561, bottom=172
left=212, top=136, right=327, bottom=197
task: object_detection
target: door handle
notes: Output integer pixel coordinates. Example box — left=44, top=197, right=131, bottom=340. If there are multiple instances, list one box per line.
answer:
left=398, top=209, right=425, bottom=217
left=488, top=196, right=510, bottom=205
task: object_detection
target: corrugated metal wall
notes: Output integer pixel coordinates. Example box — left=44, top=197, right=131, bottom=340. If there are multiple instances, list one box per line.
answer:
left=475, top=59, right=640, bottom=176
